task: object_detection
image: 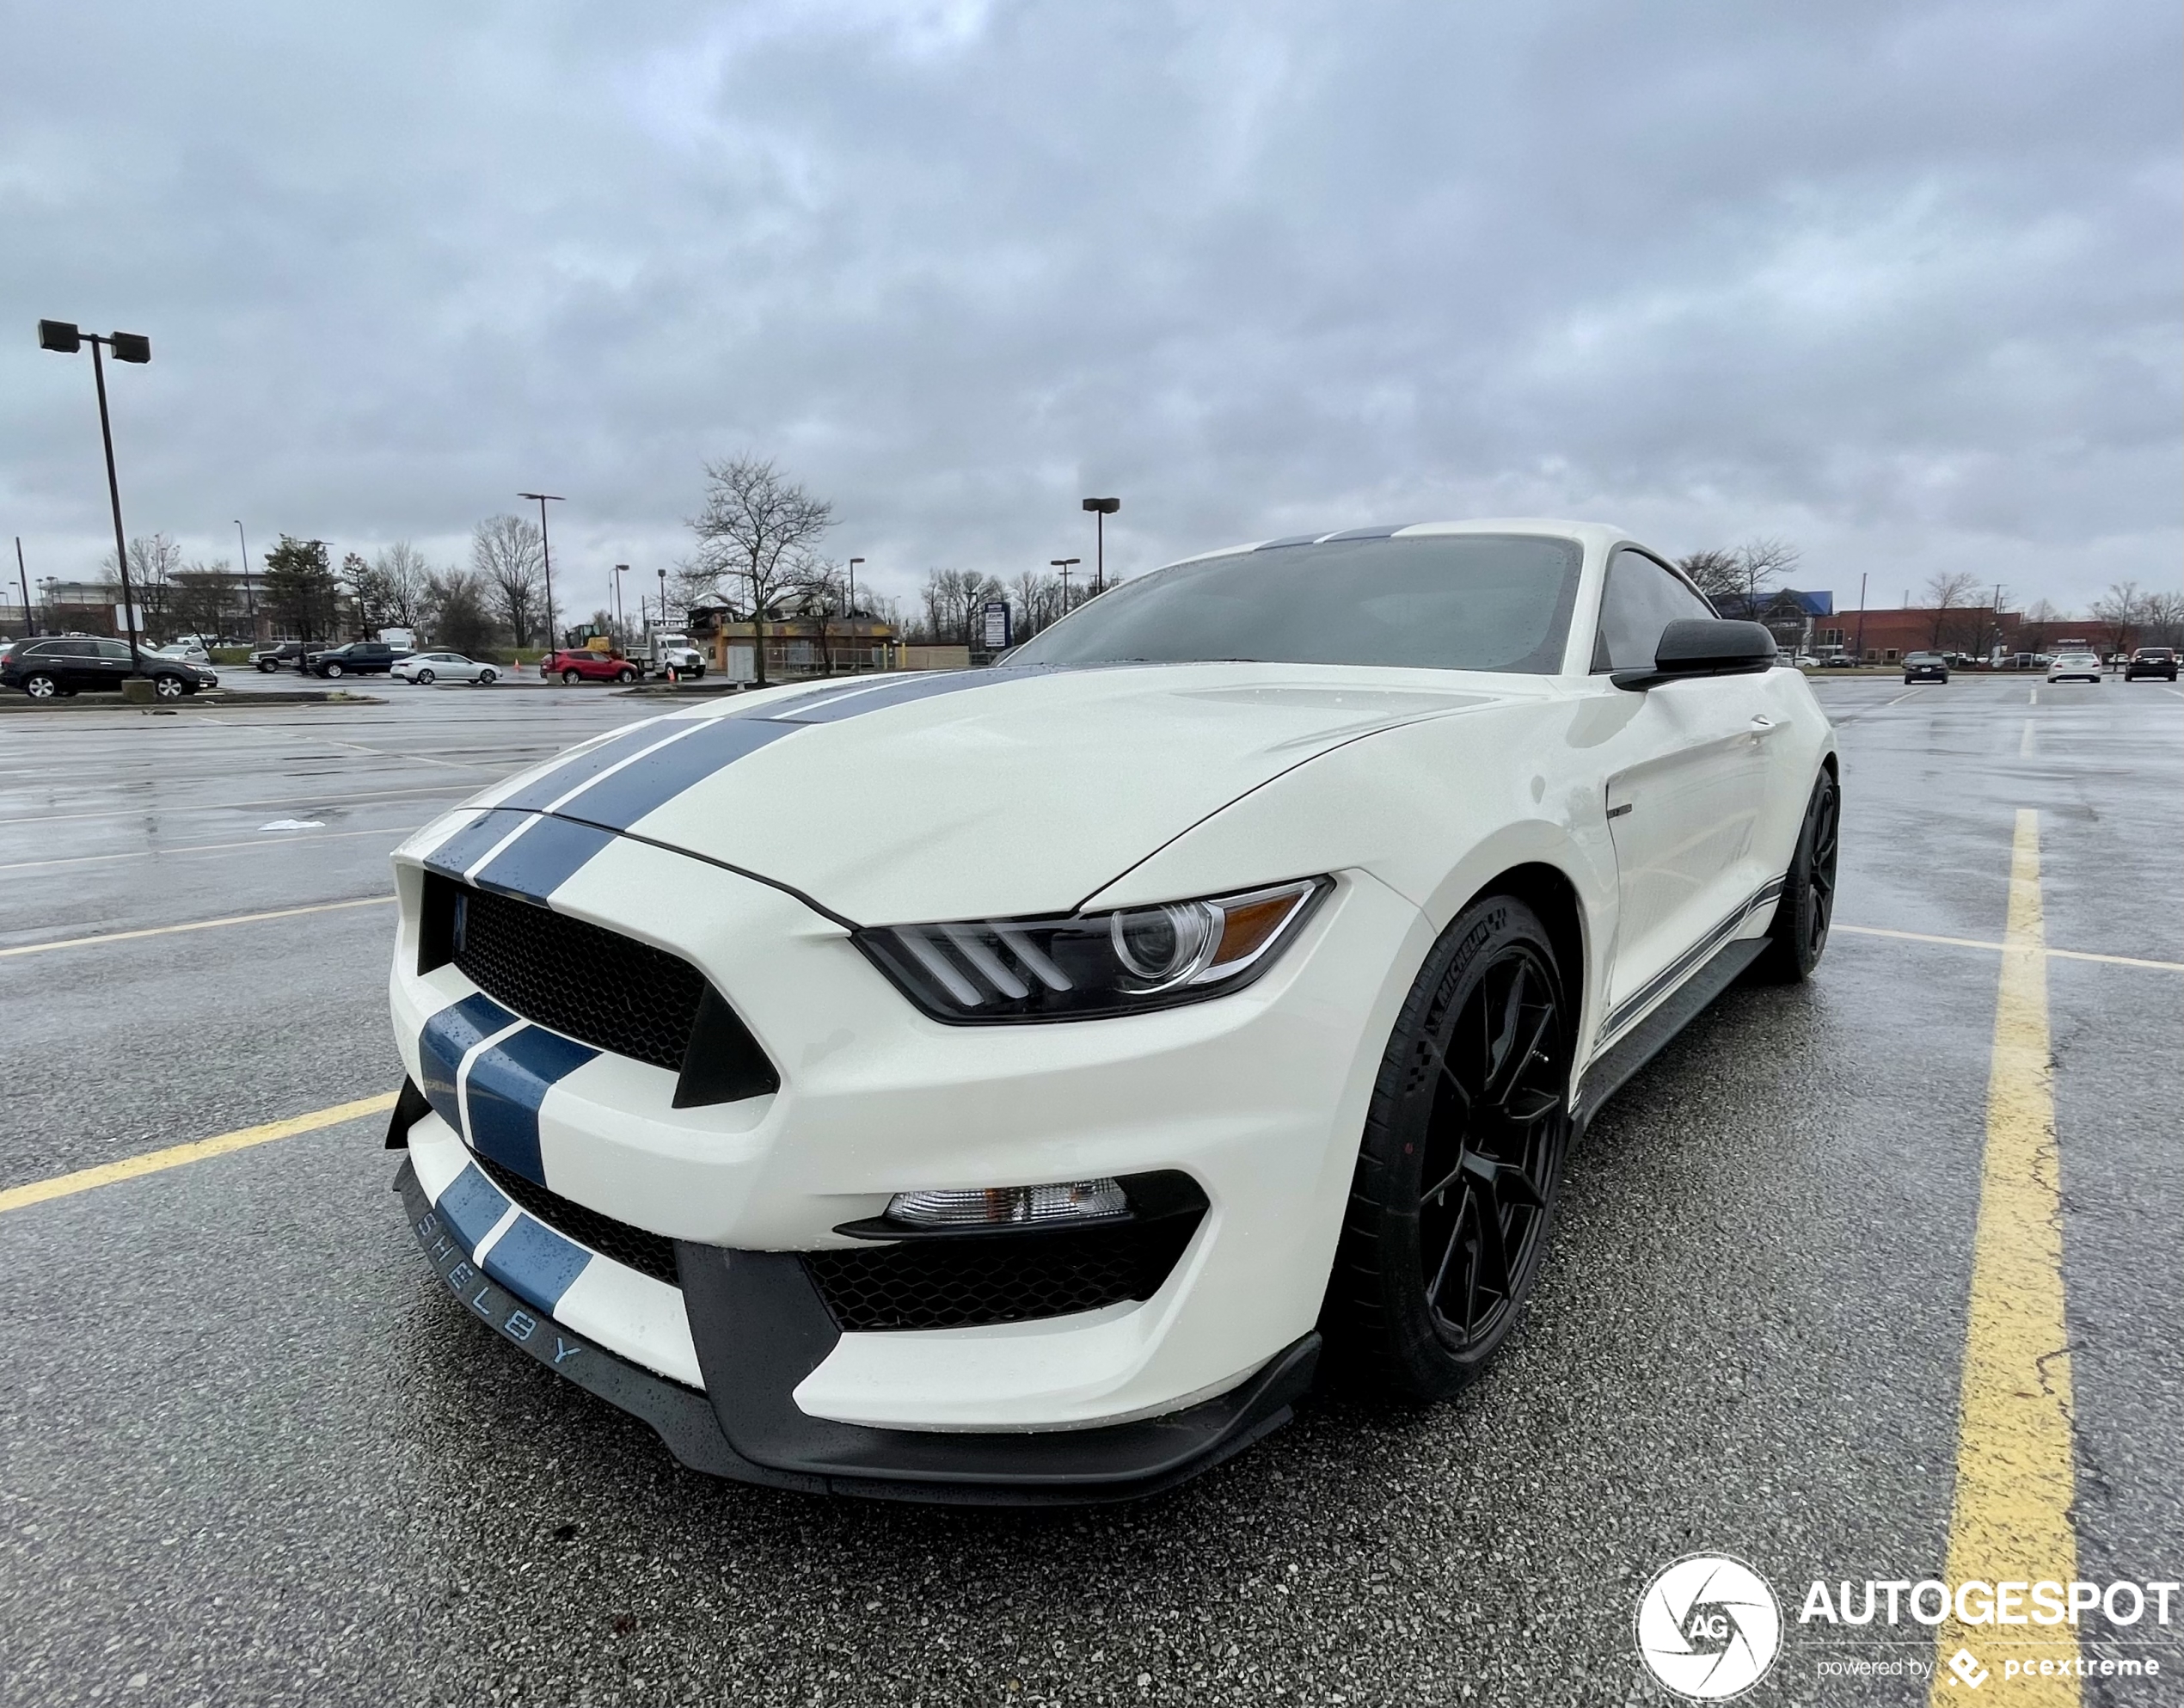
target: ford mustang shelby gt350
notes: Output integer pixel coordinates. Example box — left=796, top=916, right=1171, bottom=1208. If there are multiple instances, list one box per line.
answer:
left=383, top=519, right=1837, bottom=1502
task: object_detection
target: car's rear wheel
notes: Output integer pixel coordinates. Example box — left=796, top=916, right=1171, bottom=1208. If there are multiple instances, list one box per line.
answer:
left=561, top=668, right=581, bottom=685
left=414, top=668, right=435, bottom=685
left=1752, top=768, right=1839, bottom=984
left=1322, top=894, right=1573, bottom=1400
left=24, top=673, right=59, bottom=699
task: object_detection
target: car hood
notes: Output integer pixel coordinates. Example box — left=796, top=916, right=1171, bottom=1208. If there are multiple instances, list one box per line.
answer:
left=456, top=663, right=1520, bottom=922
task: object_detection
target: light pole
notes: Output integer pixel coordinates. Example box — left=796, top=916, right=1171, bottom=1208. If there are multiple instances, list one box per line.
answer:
left=1051, top=557, right=1079, bottom=618
left=39, top=319, right=150, bottom=664
left=1854, top=572, right=1868, bottom=663
left=613, top=564, right=629, bottom=640
left=14, top=538, right=31, bottom=637
left=233, top=519, right=257, bottom=630
left=846, top=557, right=863, bottom=618
left=1081, top=496, right=1119, bottom=594
left=657, top=567, right=667, bottom=630
left=517, top=491, right=563, bottom=652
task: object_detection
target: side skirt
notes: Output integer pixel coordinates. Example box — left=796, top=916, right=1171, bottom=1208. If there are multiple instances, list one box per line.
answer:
left=1571, top=936, right=1768, bottom=1139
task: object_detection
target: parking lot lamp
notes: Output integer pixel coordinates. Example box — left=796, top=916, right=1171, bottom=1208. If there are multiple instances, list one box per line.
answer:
left=234, top=519, right=257, bottom=627
left=613, top=564, right=629, bottom=640
left=657, top=566, right=667, bottom=630
left=15, top=538, right=31, bottom=637
left=38, top=319, right=150, bottom=665
left=517, top=492, right=562, bottom=651
left=1051, top=557, right=1078, bottom=615
left=1081, top=497, right=1119, bottom=594
left=847, top=557, right=862, bottom=618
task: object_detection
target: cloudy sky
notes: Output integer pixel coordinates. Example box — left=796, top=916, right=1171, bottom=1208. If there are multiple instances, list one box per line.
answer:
left=3, top=0, right=2176, bottom=619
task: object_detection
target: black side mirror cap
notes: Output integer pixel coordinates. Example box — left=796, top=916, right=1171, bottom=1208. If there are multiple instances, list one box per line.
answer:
left=1612, top=618, right=1778, bottom=691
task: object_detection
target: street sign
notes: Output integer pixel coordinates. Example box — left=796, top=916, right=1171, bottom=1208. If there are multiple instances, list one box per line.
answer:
left=980, top=599, right=1012, bottom=651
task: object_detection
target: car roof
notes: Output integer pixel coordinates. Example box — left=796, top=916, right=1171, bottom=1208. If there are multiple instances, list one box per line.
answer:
left=1162, top=517, right=1627, bottom=568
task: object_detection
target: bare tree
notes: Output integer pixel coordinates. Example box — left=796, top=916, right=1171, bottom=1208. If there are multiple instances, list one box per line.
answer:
left=371, top=543, right=433, bottom=629
left=2141, top=588, right=2184, bottom=650
left=425, top=566, right=499, bottom=656
left=102, top=532, right=184, bottom=633
left=2090, top=581, right=2146, bottom=655
left=1675, top=548, right=1742, bottom=603
left=1010, top=569, right=1067, bottom=638
left=1922, top=570, right=1979, bottom=648
left=2020, top=597, right=2064, bottom=654
left=918, top=568, right=1004, bottom=644
left=473, top=515, right=545, bottom=648
left=687, top=456, right=836, bottom=685
left=171, top=559, right=239, bottom=640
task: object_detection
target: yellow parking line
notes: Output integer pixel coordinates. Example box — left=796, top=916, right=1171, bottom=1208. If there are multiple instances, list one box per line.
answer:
left=1835, top=923, right=2183, bottom=972
left=0, top=895, right=395, bottom=958
left=0, top=1093, right=397, bottom=1216
left=1929, top=810, right=2078, bottom=1704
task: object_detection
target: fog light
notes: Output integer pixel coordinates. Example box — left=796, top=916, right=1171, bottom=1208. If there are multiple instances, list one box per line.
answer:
left=886, top=1178, right=1129, bottom=1229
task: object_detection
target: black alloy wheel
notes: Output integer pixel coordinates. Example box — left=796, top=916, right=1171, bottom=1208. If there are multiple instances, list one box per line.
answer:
left=1753, top=768, right=1839, bottom=983
left=1324, top=895, right=1574, bottom=1399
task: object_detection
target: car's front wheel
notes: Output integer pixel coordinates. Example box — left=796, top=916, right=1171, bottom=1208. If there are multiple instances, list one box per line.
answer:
left=323, top=661, right=344, bottom=678
left=256, top=660, right=276, bottom=673
left=617, top=667, right=636, bottom=684
left=24, top=673, right=60, bottom=699
left=475, top=668, right=496, bottom=686
left=1322, top=894, right=1574, bottom=1400
left=152, top=673, right=185, bottom=699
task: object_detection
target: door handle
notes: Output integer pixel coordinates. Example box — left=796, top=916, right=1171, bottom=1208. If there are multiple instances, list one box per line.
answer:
left=1748, top=715, right=1786, bottom=738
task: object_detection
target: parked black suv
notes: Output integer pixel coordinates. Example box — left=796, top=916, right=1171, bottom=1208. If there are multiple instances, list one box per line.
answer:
left=306, top=642, right=404, bottom=679
left=3, top=637, right=218, bottom=699
left=2125, top=648, right=2178, bottom=682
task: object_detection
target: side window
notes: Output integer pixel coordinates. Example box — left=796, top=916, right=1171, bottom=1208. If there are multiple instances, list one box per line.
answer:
left=1592, top=550, right=1716, bottom=672
left=96, top=641, right=134, bottom=660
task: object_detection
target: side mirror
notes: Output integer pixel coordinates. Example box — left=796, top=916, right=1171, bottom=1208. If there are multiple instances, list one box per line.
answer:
left=1612, top=618, right=1776, bottom=691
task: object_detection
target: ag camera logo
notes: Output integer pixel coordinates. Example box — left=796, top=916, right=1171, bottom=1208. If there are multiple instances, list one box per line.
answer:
left=1635, top=1554, right=1782, bottom=1700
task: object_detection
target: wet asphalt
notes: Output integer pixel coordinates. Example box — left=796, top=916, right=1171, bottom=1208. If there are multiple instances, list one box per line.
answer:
left=0, top=673, right=2176, bottom=1707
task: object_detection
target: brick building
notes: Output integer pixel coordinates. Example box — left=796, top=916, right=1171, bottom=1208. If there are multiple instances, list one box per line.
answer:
left=1815, top=605, right=2021, bottom=664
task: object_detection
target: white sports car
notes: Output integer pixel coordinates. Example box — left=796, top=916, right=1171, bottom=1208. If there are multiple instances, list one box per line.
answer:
left=391, top=650, right=500, bottom=686
left=383, top=519, right=1837, bottom=1502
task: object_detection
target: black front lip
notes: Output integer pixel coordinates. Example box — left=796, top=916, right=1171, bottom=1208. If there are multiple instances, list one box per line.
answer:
left=394, top=1157, right=1316, bottom=1504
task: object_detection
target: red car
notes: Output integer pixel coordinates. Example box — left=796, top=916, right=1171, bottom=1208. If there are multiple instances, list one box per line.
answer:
left=540, top=648, right=640, bottom=685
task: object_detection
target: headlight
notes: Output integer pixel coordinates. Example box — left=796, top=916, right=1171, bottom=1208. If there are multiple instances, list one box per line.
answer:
left=855, top=876, right=1331, bottom=1023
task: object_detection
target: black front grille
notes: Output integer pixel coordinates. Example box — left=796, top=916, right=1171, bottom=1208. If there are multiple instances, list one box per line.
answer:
left=472, top=1150, right=681, bottom=1288
left=448, top=881, right=702, bottom=1072
left=804, top=1218, right=1201, bottom=1332
left=420, top=874, right=777, bottom=1105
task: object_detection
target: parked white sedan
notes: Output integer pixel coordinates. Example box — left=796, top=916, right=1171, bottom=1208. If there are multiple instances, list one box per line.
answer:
left=2046, top=651, right=2103, bottom=684
left=392, top=651, right=500, bottom=686
left=383, top=519, right=1837, bottom=1502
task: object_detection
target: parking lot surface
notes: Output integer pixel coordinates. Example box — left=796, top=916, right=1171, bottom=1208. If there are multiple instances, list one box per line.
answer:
left=1, top=675, right=2177, bottom=1706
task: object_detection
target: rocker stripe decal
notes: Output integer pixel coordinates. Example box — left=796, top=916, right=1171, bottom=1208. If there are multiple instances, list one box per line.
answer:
left=1599, top=875, right=1788, bottom=1044
left=463, top=1025, right=601, bottom=1184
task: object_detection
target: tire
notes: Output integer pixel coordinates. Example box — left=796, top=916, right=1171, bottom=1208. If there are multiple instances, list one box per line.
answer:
left=1751, top=768, right=1839, bottom=985
left=561, top=668, right=582, bottom=685
left=324, top=661, right=344, bottom=678
left=475, top=668, right=496, bottom=686
left=414, top=668, right=435, bottom=685
left=152, top=673, right=185, bottom=699
left=617, top=667, right=636, bottom=684
left=257, top=660, right=276, bottom=673
left=1322, top=895, right=1574, bottom=1400
left=24, top=674, right=59, bottom=700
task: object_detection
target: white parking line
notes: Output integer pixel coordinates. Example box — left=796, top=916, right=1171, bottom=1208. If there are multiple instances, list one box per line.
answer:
left=1836, top=923, right=2184, bottom=972
left=0, top=822, right=421, bottom=874
left=0, top=896, right=395, bottom=957
left=2017, top=719, right=2034, bottom=759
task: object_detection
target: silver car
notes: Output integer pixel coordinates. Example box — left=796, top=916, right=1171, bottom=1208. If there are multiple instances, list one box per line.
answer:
left=392, top=651, right=500, bottom=686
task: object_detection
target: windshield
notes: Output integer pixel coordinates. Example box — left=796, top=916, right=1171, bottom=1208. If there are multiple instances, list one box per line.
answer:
left=1009, top=533, right=1583, bottom=673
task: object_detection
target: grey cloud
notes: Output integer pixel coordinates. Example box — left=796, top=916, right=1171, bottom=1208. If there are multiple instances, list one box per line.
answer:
left=2, top=0, right=2175, bottom=614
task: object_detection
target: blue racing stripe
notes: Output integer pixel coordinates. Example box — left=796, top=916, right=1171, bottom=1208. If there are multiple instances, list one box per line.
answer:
left=480, top=1214, right=593, bottom=1313
left=463, top=1024, right=602, bottom=1183
left=435, top=1163, right=511, bottom=1251
left=470, top=815, right=617, bottom=903
left=418, top=992, right=518, bottom=1134
left=422, top=810, right=531, bottom=879
left=766, top=668, right=1042, bottom=724
left=494, top=722, right=690, bottom=812
left=554, top=716, right=801, bottom=832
